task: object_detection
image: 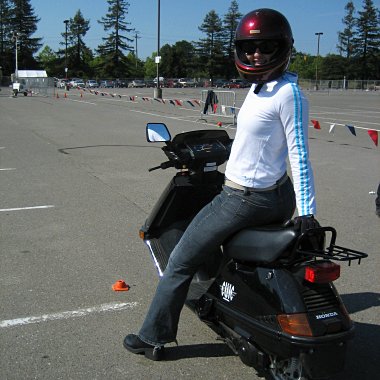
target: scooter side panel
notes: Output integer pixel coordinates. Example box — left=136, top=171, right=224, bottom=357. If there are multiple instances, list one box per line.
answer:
left=208, top=264, right=307, bottom=316
left=141, top=171, right=224, bottom=273
left=142, top=172, right=224, bottom=238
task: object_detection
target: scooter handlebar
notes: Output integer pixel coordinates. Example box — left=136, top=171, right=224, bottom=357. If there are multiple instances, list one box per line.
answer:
left=148, top=161, right=174, bottom=172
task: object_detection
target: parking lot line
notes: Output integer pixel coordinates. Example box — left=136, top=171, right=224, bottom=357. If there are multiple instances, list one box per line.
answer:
left=67, top=98, right=97, bottom=105
left=0, top=301, right=139, bottom=328
left=0, top=205, right=55, bottom=212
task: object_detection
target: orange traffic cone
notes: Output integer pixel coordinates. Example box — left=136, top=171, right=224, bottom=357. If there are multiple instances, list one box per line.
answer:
left=217, top=121, right=222, bottom=127
left=56, top=93, right=59, bottom=99
left=80, top=92, right=83, bottom=98
left=112, top=280, right=130, bottom=291
left=64, top=92, right=67, bottom=98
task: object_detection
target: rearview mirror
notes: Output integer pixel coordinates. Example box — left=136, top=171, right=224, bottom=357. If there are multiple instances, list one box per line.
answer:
left=146, top=123, right=171, bottom=142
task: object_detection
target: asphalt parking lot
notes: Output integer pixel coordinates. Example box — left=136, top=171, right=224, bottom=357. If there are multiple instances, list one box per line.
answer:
left=0, top=86, right=379, bottom=379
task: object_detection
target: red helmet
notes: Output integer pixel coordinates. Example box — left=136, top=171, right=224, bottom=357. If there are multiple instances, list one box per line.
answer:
left=235, top=8, right=293, bottom=83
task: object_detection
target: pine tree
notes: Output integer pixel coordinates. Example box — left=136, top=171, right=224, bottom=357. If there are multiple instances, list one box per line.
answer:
left=97, top=0, right=134, bottom=78
left=222, top=1, right=242, bottom=79
left=0, top=0, right=12, bottom=75
left=354, top=0, right=380, bottom=78
left=63, top=10, right=92, bottom=77
left=8, top=0, right=42, bottom=70
left=196, top=10, right=224, bottom=82
left=223, top=1, right=242, bottom=61
left=337, top=1, right=356, bottom=58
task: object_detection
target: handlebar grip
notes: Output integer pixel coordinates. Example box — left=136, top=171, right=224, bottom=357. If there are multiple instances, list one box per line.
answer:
left=148, top=165, right=161, bottom=172
left=148, top=161, right=173, bottom=172
left=160, top=161, right=174, bottom=169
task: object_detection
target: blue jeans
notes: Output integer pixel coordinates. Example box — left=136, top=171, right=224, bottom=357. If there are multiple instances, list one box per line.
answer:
left=139, top=178, right=296, bottom=346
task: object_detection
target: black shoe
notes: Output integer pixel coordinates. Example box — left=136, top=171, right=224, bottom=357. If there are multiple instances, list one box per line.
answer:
left=123, top=334, right=165, bottom=361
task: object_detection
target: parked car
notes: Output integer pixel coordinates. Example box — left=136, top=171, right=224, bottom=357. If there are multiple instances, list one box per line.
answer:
left=145, top=80, right=156, bottom=88
left=166, top=79, right=181, bottom=88
left=214, top=79, right=228, bottom=88
left=153, top=77, right=166, bottom=87
left=57, top=79, right=69, bottom=88
left=128, top=79, right=145, bottom=88
left=224, top=79, right=250, bottom=89
left=99, top=80, right=115, bottom=88
left=86, top=79, right=99, bottom=88
left=178, top=78, right=197, bottom=87
left=69, top=78, right=85, bottom=87
left=74, top=80, right=86, bottom=88
left=115, top=79, right=128, bottom=88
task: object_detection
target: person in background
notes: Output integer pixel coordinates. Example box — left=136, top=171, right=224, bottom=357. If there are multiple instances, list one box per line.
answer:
left=123, top=8, right=319, bottom=360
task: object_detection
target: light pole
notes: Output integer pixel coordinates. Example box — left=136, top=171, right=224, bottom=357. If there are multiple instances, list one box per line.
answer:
left=64, top=19, right=69, bottom=80
left=12, top=32, right=19, bottom=80
left=134, top=31, right=141, bottom=69
left=154, top=0, right=162, bottom=99
left=315, top=32, right=323, bottom=90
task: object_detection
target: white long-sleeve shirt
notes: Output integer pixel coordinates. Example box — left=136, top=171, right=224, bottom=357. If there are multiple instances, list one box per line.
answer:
left=225, top=72, right=316, bottom=216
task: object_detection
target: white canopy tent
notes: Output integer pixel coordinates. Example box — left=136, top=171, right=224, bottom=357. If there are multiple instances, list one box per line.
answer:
left=17, top=70, right=48, bottom=78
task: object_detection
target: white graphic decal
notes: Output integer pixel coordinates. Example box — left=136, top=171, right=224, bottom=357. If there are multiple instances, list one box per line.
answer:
left=220, top=281, right=237, bottom=302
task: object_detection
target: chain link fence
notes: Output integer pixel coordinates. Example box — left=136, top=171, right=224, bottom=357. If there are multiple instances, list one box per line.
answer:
left=0, top=75, right=55, bottom=97
left=298, top=79, right=380, bottom=92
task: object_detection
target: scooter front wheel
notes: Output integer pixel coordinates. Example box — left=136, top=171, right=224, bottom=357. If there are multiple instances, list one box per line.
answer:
left=266, top=356, right=310, bottom=380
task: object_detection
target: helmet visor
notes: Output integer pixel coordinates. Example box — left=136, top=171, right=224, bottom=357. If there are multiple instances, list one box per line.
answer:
left=240, top=40, right=280, bottom=55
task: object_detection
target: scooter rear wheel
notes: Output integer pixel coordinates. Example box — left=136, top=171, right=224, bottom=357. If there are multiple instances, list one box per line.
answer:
left=266, top=356, right=309, bottom=380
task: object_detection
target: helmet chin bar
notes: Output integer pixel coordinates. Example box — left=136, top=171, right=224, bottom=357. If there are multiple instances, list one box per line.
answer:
left=235, top=47, right=292, bottom=84
left=235, top=55, right=290, bottom=84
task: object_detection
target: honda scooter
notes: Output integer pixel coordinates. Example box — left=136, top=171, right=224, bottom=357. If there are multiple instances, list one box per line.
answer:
left=139, top=122, right=368, bottom=380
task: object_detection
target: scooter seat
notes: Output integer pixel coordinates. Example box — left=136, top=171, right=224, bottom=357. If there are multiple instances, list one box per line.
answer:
left=223, top=225, right=298, bottom=264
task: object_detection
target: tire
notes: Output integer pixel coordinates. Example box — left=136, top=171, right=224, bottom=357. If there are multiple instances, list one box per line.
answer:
left=265, top=356, right=310, bottom=380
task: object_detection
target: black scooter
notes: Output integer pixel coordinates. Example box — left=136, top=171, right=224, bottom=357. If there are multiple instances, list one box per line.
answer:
left=139, top=122, right=368, bottom=380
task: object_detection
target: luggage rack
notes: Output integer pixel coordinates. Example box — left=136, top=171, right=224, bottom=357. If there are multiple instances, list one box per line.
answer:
left=298, top=244, right=368, bottom=265
left=296, top=226, right=368, bottom=265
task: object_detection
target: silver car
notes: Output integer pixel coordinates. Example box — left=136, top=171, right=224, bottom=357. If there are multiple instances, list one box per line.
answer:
left=86, top=80, right=99, bottom=88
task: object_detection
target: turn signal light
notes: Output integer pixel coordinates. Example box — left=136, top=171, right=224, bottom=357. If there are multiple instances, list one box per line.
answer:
left=304, top=262, right=340, bottom=283
left=277, top=313, right=313, bottom=337
left=139, top=230, right=145, bottom=239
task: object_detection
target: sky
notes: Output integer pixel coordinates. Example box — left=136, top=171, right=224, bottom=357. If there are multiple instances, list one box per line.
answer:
left=32, top=0, right=380, bottom=59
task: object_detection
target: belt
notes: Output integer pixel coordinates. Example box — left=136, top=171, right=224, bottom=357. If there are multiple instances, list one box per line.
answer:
left=224, top=173, right=288, bottom=193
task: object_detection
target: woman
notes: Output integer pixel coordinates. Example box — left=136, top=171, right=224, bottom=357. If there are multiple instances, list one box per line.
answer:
left=123, top=8, right=319, bottom=360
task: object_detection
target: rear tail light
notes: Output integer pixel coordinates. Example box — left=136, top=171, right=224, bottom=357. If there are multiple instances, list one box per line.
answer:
left=277, top=313, right=313, bottom=336
left=304, top=262, right=340, bottom=283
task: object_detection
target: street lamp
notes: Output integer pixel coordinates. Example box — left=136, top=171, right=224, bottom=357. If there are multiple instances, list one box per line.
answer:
left=64, top=19, right=69, bottom=80
left=154, top=0, right=162, bottom=99
left=12, top=32, right=19, bottom=80
left=134, top=31, right=140, bottom=69
left=315, top=32, right=323, bottom=90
